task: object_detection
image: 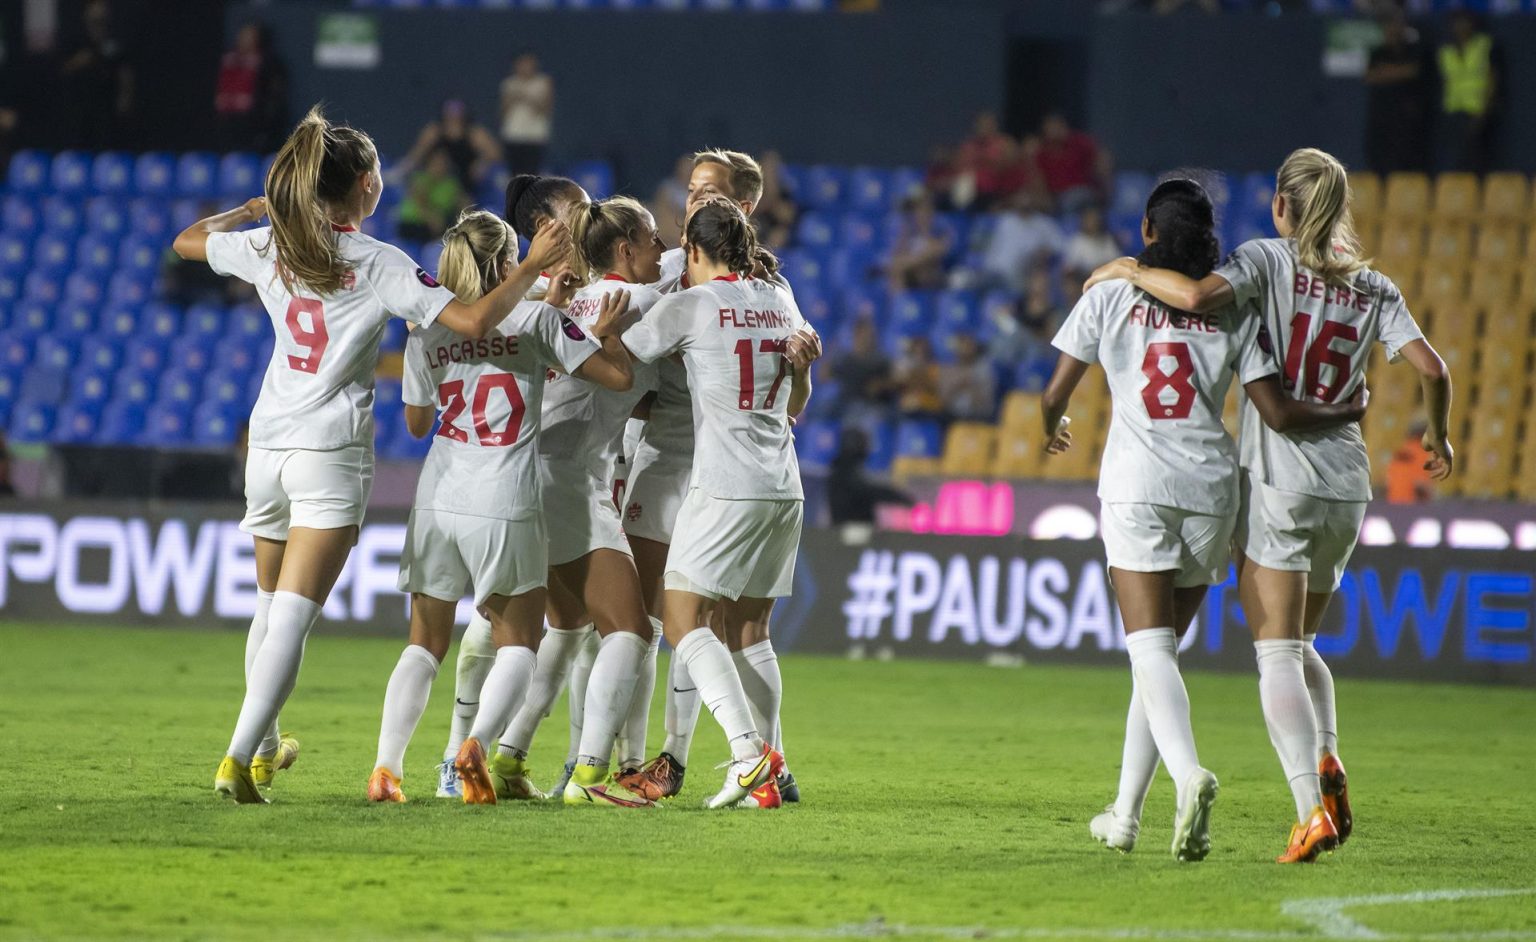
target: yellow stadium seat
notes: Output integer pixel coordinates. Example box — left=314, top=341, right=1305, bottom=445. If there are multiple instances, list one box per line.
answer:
left=1517, top=269, right=1536, bottom=310
left=1474, top=223, right=1523, bottom=267
left=1383, top=172, right=1431, bottom=219
left=1430, top=173, right=1480, bottom=221
left=998, top=391, right=1042, bottom=434
left=1417, top=266, right=1468, bottom=312
left=1349, top=171, right=1382, bottom=220
left=1355, top=219, right=1381, bottom=257
left=891, top=455, right=943, bottom=482
left=1481, top=173, right=1530, bottom=222
left=1468, top=270, right=1518, bottom=309
left=939, top=422, right=996, bottom=478
left=990, top=435, right=1043, bottom=480
left=1425, top=222, right=1472, bottom=262
left=1481, top=308, right=1532, bottom=343
left=1376, top=223, right=1424, bottom=262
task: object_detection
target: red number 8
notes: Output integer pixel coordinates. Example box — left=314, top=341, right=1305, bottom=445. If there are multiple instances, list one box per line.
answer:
left=1140, top=342, right=1197, bottom=420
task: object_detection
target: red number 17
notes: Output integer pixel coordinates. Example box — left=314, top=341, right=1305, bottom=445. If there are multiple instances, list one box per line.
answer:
left=733, top=338, right=789, bottom=411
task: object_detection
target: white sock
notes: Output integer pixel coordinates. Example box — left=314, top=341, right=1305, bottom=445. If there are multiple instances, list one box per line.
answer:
left=1302, top=633, right=1339, bottom=759
left=662, top=649, right=703, bottom=765
left=468, top=646, right=537, bottom=748
left=1111, top=681, right=1160, bottom=822
left=616, top=620, right=662, bottom=769
left=675, top=627, right=762, bottom=762
left=497, top=624, right=587, bottom=758
left=444, top=613, right=495, bottom=762
left=566, top=627, right=600, bottom=764
left=227, top=591, right=321, bottom=765
left=734, top=640, right=784, bottom=754
left=1124, top=628, right=1201, bottom=793
left=376, top=645, right=439, bottom=779
left=244, top=589, right=282, bottom=759
left=575, top=631, right=648, bottom=767
left=1255, top=639, right=1323, bottom=821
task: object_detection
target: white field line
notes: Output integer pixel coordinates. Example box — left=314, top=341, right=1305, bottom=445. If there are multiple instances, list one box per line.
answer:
left=1279, top=887, right=1536, bottom=940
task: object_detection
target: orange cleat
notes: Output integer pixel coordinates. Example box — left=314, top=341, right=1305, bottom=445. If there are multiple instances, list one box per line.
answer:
left=630, top=752, right=686, bottom=801
left=367, top=767, right=406, bottom=803
left=1277, top=805, right=1340, bottom=863
left=741, top=778, right=782, bottom=809
left=1319, top=754, right=1352, bottom=845
left=454, top=737, right=497, bottom=805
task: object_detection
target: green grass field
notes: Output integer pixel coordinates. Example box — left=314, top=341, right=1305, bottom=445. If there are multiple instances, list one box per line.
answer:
left=2, top=622, right=1534, bottom=942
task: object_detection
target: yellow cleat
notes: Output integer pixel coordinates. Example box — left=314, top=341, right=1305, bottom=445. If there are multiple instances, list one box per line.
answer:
left=490, top=753, right=547, bottom=801
left=367, top=767, right=406, bottom=803
left=214, top=756, right=268, bottom=805
left=251, top=734, right=300, bottom=788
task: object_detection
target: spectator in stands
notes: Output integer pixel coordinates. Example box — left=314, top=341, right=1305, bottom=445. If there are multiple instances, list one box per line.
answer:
left=952, top=112, right=1016, bottom=210
left=1036, top=112, right=1109, bottom=213
left=61, top=0, right=134, bottom=149
left=0, top=104, right=17, bottom=178
left=832, top=317, right=897, bottom=422
left=827, top=427, right=912, bottom=526
left=397, top=99, right=501, bottom=193
left=397, top=150, right=470, bottom=243
left=1364, top=9, right=1430, bottom=174
left=754, top=151, right=799, bottom=250
left=883, top=190, right=954, bottom=293
left=939, top=335, right=997, bottom=423
left=987, top=268, right=1062, bottom=392
left=499, top=53, right=554, bottom=177
left=0, top=431, right=15, bottom=498
left=895, top=336, right=943, bottom=419
left=214, top=22, right=289, bottom=153
left=968, top=191, right=1063, bottom=294
left=924, top=145, right=960, bottom=210
left=1062, top=204, right=1121, bottom=280
left=1385, top=422, right=1435, bottom=504
left=651, top=155, right=693, bottom=236
left=1436, top=11, right=1503, bottom=173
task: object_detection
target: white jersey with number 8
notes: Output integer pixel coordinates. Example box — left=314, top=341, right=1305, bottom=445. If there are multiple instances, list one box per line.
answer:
left=1217, top=238, right=1424, bottom=502
left=1052, top=281, right=1275, bottom=516
left=206, top=225, right=457, bottom=451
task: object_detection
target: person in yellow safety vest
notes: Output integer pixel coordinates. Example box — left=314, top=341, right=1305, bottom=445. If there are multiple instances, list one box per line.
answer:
left=1436, top=11, right=1503, bottom=173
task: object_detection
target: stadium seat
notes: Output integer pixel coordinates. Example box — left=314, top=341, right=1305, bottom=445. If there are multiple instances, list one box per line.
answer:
left=141, top=402, right=193, bottom=447
left=825, top=247, right=876, bottom=288
left=7, top=150, right=51, bottom=194
left=999, top=390, right=1042, bottom=432
left=34, top=335, right=79, bottom=372
left=91, top=152, right=136, bottom=196
left=191, top=402, right=241, bottom=447
left=888, top=291, right=934, bottom=339
left=1431, top=172, right=1480, bottom=221
left=184, top=303, right=225, bottom=341
left=155, top=368, right=201, bottom=408
left=566, top=160, right=614, bottom=200
left=777, top=249, right=824, bottom=292
left=86, top=196, right=128, bottom=237
left=216, top=335, right=265, bottom=376
left=801, top=165, right=847, bottom=209
left=117, top=235, right=164, bottom=276
left=22, top=270, right=63, bottom=306
left=96, top=401, right=148, bottom=444
left=837, top=212, right=882, bottom=253
left=846, top=167, right=889, bottom=213
left=1480, top=172, right=1529, bottom=222
left=42, top=196, right=84, bottom=234
left=1110, top=172, right=1154, bottom=217
left=1382, top=172, right=1430, bottom=219
left=793, top=419, right=840, bottom=470
left=79, top=338, right=122, bottom=374
left=991, top=433, right=1043, bottom=480
left=1234, top=172, right=1276, bottom=227
left=50, top=151, right=93, bottom=195
left=19, top=364, right=67, bottom=405
left=112, top=367, right=158, bottom=406
left=74, top=232, right=120, bottom=275
left=54, top=301, right=96, bottom=336
left=2, top=194, right=40, bottom=235
left=75, top=369, right=114, bottom=405
left=128, top=199, right=172, bottom=238
left=939, top=422, right=996, bottom=477
left=135, top=152, right=178, bottom=197
left=1474, top=223, right=1523, bottom=269
left=106, top=271, right=154, bottom=307
left=795, top=211, right=837, bottom=249
left=230, top=302, right=270, bottom=340
left=8, top=399, right=57, bottom=444
left=886, top=167, right=924, bottom=206
left=1, top=331, right=35, bottom=370
left=1469, top=270, right=1517, bottom=309
left=895, top=417, right=944, bottom=458
left=202, top=371, right=249, bottom=408
left=794, top=284, right=835, bottom=333
left=32, top=234, right=74, bottom=276
left=1375, top=224, right=1424, bottom=263
left=1417, top=265, right=1467, bottom=313
left=1425, top=222, right=1472, bottom=262
left=218, top=152, right=264, bottom=196
left=1347, top=171, right=1381, bottom=220
left=52, top=400, right=102, bottom=444
left=0, top=233, right=29, bottom=269
left=141, top=301, right=182, bottom=340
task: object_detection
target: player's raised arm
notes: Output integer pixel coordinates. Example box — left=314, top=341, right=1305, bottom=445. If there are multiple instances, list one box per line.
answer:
left=172, top=197, right=268, bottom=262
left=571, top=288, right=635, bottom=392
left=1086, top=256, right=1235, bottom=314
left=434, top=218, right=569, bottom=339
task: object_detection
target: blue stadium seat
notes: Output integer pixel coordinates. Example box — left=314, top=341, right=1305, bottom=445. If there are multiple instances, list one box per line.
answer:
left=886, top=167, right=924, bottom=207
left=191, top=402, right=241, bottom=446
left=846, top=167, right=889, bottom=213
left=106, top=271, right=154, bottom=307
left=91, top=152, right=136, bottom=196
left=1234, top=171, right=1274, bottom=227
left=1224, top=214, right=1270, bottom=253
left=420, top=240, right=445, bottom=276
left=1012, top=356, right=1052, bottom=394
left=35, top=335, right=79, bottom=372
left=0, top=371, right=14, bottom=424
left=99, top=305, right=140, bottom=340
left=117, top=235, right=164, bottom=275
left=1111, top=171, right=1154, bottom=217
left=79, top=338, right=122, bottom=374
left=141, top=402, right=193, bottom=447
left=170, top=198, right=203, bottom=233
left=32, top=234, right=74, bottom=276
left=8, top=301, right=49, bottom=336
left=825, top=246, right=876, bottom=287
left=936, top=289, right=981, bottom=334
left=0, top=233, right=29, bottom=269
left=794, top=211, right=837, bottom=250
left=112, top=368, right=158, bottom=406
left=75, top=368, right=115, bottom=405
left=217, top=336, right=264, bottom=378
left=230, top=303, right=269, bottom=341
left=383, top=424, right=433, bottom=461
left=837, top=211, right=882, bottom=253
left=801, top=165, right=846, bottom=209
left=794, top=284, right=835, bottom=333
left=141, top=301, right=182, bottom=341
left=567, top=160, right=614, bottom=200
left=87, top=196, right=129, bottom=237
left=155, top=368, right=201, bottom=408
left=8, top=399, right=56, bottom=444
left=979, top=289, right=1019, bottom=329
left=803, top=377, right=840, bottom=421
left=186, top=303, right=225, bottom=340
left=125, top=337, right=170, bottom=373
left=777, top=249, right=825, bottom=292
left=2, top=195, right=39, bottom=235
left=135, top=152, right=178, bottom=197
left=0, top=331, right=34, bottom=372
left=862, top=418, right=896, bottom=472
left=97, top=401, right=147, bottom=445
left=50, top=151, right=93, bottom=195
left=778, top=163, right=806, bottom=201
left=56, top=301, right=97, bottom=335
left=180, top=336, right=216, bottom=375
left=840, top=284, right=885, bottom=324
left=74, top=232, right=120, bottom=276
left=793, top=419, right=840, bottom=470
left=219, top=152, right=264, bottom=195
left=22, top=271, right=63, bottom=306
left=19, top=365, right=68, bottom=406
left=895, top=417, right=943, bottom=458
left=41, top=196, right=84, bottom=234
left=7, top=150, right=51, bottom=194
left=128, top=199, right=171, bottom=238
left=0, top=269, right=20, bottom=307
left=175, top=153, right=220, bottom=199
left=381, top=317, right=408, bottom=353
left=52, top=400, right=102, bottom=444
left=889, top=290, right=934, bottom=339
left=202, top=371, right=249, bottom=407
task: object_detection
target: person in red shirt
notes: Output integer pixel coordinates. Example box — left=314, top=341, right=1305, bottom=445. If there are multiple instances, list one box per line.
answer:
left=215, top=23, right=287, bottom=152
left=1036, top=112, right=1110, bottom=213
left=953, top=112, right=1016, bottom=210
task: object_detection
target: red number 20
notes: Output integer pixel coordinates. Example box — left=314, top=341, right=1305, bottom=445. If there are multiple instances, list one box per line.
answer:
left=437, top=374, right=525, bottom=447
left=1140, top=342, right=1197, bottom=420
left=284, top=299, right=329, bottom=374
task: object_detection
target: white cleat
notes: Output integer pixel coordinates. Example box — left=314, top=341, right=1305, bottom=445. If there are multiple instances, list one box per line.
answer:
left=1090, top=805, right=1139, bottom=853
left=1171, top=768, right=1219, bottom=863
left=704, top=746, right=782, bottom=810
left=436, top=759, right=461, bottom=799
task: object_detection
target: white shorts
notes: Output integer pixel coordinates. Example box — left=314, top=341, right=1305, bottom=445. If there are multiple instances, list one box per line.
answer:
left=1099, top=501, right=1233, bottom=588
left=541, top=456, right=631, bottom=567
left=664, top=488, right=803, bottom=601
left=1237, top=474, right=1366, bottom=593
left=241, top=445, right=374, bottom=540
left=398, top=509, right=547, bottom=606
left=622, top=458, right=691, bottom=545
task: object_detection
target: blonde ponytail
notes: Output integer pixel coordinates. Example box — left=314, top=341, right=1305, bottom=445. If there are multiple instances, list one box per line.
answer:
left=437, top=210, right=515, bottom=303
left=265, top=105, right=377, bottom=296
left=1276, top=147, right=1369, bottom=285
left=569, top=196, right=651, bottom=285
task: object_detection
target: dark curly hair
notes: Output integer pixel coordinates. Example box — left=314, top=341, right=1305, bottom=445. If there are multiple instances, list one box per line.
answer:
left=1137, top=178, right=1220, bottom=282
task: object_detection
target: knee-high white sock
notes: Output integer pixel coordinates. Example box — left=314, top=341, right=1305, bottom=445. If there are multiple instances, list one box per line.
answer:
left=616, top=620, right=662, bottom=769
left=1124, top=628, right=1200, bottom=792
left=1111, top=681, right=1160, bottom=822
left=244, top=589, right=282, bottom=759
left=497, top=624, right=588, bottom=758
left=1301, top=633, right=1339, bottom=759
left=662, top=649, right=703, bottom=765
left=575, top=631, right=649, bottom=768
left=227, top=591, right=322, bottom=765
left=444, top=613, right=496, bottom=762
left=733, top=640, right=784, bottom=754
left=675, top=627, right=763, bottom=762
left=566, top=627, right=600, bottom=764
left=1255, top=639, right=1323, bottom=821
left=468, top=646, right=537, bottom=748
left=376, top=645, right=439, bottom=779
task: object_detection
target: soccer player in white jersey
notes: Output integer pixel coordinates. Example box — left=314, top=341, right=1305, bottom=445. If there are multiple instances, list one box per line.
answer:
left=366, top=211, right=632, bottom=804
left=1088, top=149, right=1453, bottom=862
left=171, top=106, right=571, bottom=803
left=619, top=199, right=810, bottom=809
left=434, top=173, right=592, bottom=798
left=1047, top=178, right=1370, bottom=862
left=486, top=196, right=667, bottom=808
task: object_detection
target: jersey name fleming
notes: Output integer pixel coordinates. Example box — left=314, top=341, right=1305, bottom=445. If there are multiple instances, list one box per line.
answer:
left=718, top=306, right=791, bottom=330
left=1293, top=271, right=1371, bottom=312
left=425, top=335, right=522, bottom=369
left=1127, top=303, right=1220, bottom=334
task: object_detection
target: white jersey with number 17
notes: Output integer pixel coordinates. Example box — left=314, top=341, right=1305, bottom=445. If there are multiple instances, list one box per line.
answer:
left=206, top=225, right=456, bottom=452
left=1052, top=281, right=1275, bottom=516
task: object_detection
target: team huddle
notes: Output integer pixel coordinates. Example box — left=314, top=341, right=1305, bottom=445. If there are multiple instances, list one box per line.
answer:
left=173, top=107, right=1453, bottom=854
